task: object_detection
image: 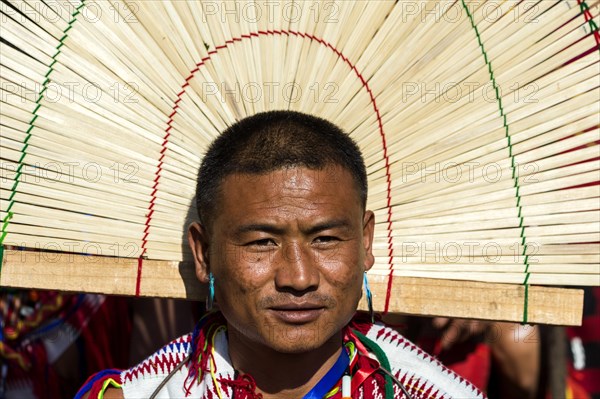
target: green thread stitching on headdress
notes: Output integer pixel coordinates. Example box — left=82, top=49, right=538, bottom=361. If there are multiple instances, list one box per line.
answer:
left=579, top=0, right=600, bottom=47
left=460, top=0, right=530, bottom=323
left=0, top=1, right=86, bottom=252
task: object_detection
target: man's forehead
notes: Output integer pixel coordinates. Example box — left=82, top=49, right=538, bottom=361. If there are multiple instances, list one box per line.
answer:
left=212, top=166, right=361, bottom=217
left=204, top=165, right=365, bottom=233
left=223, top=165, right=349, bottom=191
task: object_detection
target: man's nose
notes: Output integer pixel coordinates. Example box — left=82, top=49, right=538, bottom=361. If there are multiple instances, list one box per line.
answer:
left=274, top=242, right=319, bottom=293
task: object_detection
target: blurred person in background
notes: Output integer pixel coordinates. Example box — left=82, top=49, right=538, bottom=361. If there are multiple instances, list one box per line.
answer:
left=385, top=315, right=540, bottom=398
left=0, top=287, right=198, bottom=399
left=0, top=288, right=130, bottom=399
left=562, top=286, right=600, bottom=399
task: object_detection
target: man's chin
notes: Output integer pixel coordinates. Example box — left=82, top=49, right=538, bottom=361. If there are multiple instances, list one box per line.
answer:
left=259, top=322, right=340, bottom=354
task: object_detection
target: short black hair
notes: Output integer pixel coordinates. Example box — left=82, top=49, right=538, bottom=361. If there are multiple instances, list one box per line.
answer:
left=195, top=110, right=367, bottom=226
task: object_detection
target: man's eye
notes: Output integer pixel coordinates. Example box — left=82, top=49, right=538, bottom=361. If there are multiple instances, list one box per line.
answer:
left=247, top=239, right=277, bottom=247
left=313, top=236, right=339, bottom=244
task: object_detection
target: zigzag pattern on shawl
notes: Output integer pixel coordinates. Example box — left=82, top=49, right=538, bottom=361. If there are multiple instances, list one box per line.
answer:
left=123, top=334, right=192, bottom=383
left=369, top=324, right=484, bottom=399
left=118, top=328, right=237, bottom=399
left=388, top=371, right=444, bottom=399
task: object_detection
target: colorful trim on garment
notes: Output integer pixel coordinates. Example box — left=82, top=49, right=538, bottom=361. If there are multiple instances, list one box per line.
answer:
left=75, top=369, right=123, bottom=399
left=78, top=312, right=486, bottom=399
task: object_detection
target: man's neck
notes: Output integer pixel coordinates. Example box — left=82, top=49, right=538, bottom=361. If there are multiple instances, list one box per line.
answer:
left=227, top=326, right=344, bottom=399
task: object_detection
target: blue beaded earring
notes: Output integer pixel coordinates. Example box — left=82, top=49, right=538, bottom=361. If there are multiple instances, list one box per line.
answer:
left=206, top=272, right=215, bottom=311
left=363, top=272, right=374, bottom=323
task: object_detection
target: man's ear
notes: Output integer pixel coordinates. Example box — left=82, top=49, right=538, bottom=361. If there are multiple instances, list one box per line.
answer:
left=362, top=210, right=375, bottom=272
left=188, top=222, right=210, bottom=283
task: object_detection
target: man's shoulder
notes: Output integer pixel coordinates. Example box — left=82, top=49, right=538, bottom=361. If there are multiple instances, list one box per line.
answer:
left=123, top=333, right=193, bottom=380
left=120, top=333, right=194, bottom=394
left=364, top=322, right=486, bottom=399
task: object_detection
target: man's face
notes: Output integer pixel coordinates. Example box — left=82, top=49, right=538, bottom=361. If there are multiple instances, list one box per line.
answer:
left=188, top=165, right=375, bottom=353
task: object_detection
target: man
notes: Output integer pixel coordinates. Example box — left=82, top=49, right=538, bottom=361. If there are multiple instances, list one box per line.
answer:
left=77, top=111, right=485, bottom=398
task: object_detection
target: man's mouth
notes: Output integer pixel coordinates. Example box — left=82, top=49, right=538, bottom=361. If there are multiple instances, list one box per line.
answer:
left=268, top=303, right=326, bottom=323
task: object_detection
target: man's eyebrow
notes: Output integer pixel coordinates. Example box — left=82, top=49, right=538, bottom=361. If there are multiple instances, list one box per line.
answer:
left=234, top=224, right=286, bottom=236
left=233, top=220, right=352, bottom=236
left=304, top=219, right=352, bottom=235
